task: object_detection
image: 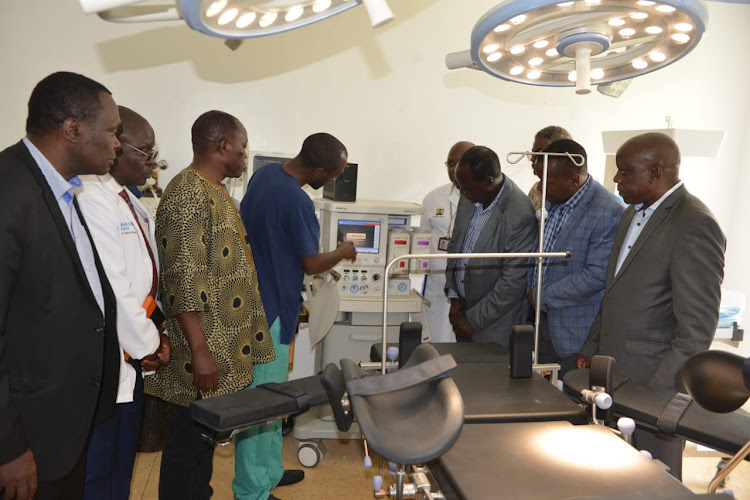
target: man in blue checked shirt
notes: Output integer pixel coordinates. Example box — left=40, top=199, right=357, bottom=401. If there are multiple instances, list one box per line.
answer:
left=526, top=139, right=624, bottom=375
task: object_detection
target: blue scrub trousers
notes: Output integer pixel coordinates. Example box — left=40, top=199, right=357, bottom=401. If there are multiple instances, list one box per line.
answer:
left=232, top=318, right=289, bottom=500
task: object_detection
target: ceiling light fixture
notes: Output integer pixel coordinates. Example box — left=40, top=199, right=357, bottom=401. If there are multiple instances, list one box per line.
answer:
left=78, top=0, right=394, bottom=38
left=445, top=0, right=708, bottom=95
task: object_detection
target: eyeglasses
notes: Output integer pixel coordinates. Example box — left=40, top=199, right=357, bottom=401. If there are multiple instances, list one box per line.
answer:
left=123, top=142, right=158, bottom=162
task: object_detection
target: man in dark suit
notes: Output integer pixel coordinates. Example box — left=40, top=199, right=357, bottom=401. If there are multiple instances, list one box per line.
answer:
left=577, top=132, right=726, bottom=479
left=445, top=146, right=537, bottom=347
left=525, top=139, right=625, bottom=375
left=0, top=72, right=122, bottom=499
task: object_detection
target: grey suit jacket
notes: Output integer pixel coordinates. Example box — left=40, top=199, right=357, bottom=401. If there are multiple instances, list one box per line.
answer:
left=445, top=176, right=537, bottom=346
left=580, top=185, right=725, bottom=391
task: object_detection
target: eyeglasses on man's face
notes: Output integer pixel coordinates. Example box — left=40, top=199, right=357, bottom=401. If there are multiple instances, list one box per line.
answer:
left=123, top=142, right=158, bottom=162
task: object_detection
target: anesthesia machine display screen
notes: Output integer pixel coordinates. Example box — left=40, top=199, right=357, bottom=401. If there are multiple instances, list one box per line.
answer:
left=337, top=220, right=381, bottom=254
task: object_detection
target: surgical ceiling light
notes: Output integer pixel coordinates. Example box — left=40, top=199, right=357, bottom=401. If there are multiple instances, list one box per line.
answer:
left=445, top=0, right=708, bottom=95
left=78, top=0, right=394, bottom=38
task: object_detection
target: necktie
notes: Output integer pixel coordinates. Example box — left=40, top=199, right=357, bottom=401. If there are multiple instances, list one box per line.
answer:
left=119, top=189, right=158, bottom=298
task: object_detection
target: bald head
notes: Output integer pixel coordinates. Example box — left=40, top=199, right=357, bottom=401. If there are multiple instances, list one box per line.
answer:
left=299, top=132, right=347, bottom=172
left=111, top=105, right=156, bottom=187
left=118, top=106, right=148, bottom=132
left=620, top=132, right=680, bottom=177
left=614, top=132, right=681, bottom=207
left=530, top=126, right=572, bottom=166
left=446, top=141, right=475, bottom=188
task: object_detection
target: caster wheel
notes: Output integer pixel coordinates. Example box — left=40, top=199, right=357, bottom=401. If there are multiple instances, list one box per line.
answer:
left=298, top=442, right=323, bottom=468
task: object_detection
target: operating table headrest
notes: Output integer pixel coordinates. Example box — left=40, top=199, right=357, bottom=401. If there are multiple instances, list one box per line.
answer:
left=339, top=343, right=464, bottom=465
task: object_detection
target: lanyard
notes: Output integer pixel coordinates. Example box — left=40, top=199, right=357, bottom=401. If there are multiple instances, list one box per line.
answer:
left=447, top=185, right=457, bottom=236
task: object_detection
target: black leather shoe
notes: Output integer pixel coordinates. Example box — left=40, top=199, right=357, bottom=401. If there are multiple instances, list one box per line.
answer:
left=277, top=469, right=305, bottom=487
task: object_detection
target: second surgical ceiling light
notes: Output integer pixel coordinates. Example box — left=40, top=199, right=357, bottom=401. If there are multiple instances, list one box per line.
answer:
left=446, top=0, right=709, bottom=94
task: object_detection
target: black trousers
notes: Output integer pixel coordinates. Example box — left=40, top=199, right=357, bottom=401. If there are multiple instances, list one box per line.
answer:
left=158, top=401, right=215, bottom=500
left=0, top=446, right=86, bottom=500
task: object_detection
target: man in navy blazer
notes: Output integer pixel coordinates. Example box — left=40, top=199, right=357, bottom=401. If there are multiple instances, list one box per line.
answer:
left=0, top=72, right=121, bottom=499
left=445, top=146, right=537, bottom=347
left=526, top=139, right=625, bottom=375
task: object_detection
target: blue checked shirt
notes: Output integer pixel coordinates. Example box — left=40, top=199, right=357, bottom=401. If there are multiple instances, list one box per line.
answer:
left=448, top=182, right=506, bottom=300
left=531, top=176, right=592, bottom=285
left=23, top=137, right=104, bottom=314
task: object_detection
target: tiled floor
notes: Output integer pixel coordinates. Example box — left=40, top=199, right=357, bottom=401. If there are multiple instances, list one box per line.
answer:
left=130, top=432, right=750, bottom=499
left=130, top=434, right=384, bottom=499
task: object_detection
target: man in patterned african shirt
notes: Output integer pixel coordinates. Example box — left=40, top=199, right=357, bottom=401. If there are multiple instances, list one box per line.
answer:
left=145, top=110, right=275, bottom=500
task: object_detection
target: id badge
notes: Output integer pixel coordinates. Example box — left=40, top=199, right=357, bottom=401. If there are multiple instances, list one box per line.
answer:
left=438, top=236, right=451, bottom=252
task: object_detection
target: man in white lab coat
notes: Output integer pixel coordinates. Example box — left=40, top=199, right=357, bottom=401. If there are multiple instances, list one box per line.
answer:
left=420, top=141, right=474, bottom=342
left=77, top=106, right=171, bottom=499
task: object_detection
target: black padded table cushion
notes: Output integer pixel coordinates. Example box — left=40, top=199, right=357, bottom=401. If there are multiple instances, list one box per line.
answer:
left=565, top=368, right=750, bottom=457
left=433, top=421, right=692, bottom=500
left=191, top=375, right=328, bottom=433
left=451, top=362, right=587, bottom=424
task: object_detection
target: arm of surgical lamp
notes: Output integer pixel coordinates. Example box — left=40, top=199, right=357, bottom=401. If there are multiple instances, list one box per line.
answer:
left=362, top=0, right=394, bottom=28
left=79, top=0, right=182, bottom=22
left=445, top=50, right=479, bottom=71
left=681, top=350, right=750, bottom=413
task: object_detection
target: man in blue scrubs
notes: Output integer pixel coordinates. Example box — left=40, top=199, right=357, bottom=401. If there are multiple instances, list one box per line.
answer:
left=236, top=132, right=356, bottom=500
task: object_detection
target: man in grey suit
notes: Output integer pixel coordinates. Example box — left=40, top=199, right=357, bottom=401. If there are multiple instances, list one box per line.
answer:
left=446, top=146, right=537, bottom=347
left=577, top=132, right=726, bottom=479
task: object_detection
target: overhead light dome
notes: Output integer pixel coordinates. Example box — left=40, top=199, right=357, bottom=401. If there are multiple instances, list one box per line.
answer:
left=78, top=0, right=394, bottom=38
left=446, top=0, right=708, bottom=95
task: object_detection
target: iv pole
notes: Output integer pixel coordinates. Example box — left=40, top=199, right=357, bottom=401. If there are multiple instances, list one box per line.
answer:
left=506, top=150, right=586, bottom=369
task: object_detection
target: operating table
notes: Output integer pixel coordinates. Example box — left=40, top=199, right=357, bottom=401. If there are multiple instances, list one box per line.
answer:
left=189, top=340, right=747, bottom=499
left=191, top=341, right=584, bottom=442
